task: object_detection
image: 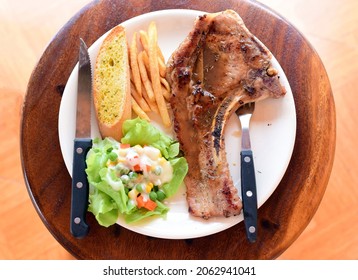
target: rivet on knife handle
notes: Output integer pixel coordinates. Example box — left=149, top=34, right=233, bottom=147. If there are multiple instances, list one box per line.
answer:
left=241, top=149, right=258, bottom=243
left=70, top=138, right=92, bottom=238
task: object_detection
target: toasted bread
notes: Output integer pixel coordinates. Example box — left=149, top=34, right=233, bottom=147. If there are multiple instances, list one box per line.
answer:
left=93, top=25, right=131, bottom=141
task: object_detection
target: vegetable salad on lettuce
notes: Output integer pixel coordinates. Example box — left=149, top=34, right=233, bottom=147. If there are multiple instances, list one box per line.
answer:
left=85, top=118, right=188, bottom=226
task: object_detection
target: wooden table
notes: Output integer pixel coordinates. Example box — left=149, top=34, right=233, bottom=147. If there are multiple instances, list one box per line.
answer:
left=19, top=0, right=335, bottom=259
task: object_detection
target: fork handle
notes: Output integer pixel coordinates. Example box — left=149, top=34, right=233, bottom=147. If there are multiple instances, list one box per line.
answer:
left=241, top=150, right=258, bottom=243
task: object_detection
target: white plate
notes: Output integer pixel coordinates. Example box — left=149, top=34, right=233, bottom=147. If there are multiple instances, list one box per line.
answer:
left=59, top=9, right=296, bottom=239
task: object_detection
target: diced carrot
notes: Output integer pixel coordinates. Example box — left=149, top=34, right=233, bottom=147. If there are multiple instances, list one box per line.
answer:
left=136, top=195, right=146, bottom=208
left=144, top=199, right=157, bottom=211
left=120, top=143, right=130, bottom=149
left=136, top=195, right=157, bottom=211
left=133, top=164, right=141, bottom=172
left=146, top=165, right=151, bottom=172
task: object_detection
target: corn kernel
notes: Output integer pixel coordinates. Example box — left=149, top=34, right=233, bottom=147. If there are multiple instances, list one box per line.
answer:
left=145, top=182, right=154, bottom=193
left=128, top=189, right=139, bottom=201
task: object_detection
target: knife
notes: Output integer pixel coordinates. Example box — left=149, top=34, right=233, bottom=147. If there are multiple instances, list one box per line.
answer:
left=70, top=38, right=92, bottom=238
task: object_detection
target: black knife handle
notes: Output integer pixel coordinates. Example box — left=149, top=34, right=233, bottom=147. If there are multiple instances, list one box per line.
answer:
left=70, top=138, right=92, bottom=238
left=241, top=149, right=258, bottom=243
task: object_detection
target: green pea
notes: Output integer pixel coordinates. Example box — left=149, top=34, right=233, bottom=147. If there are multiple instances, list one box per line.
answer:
left=108, top=151, right=118, bottom=161
left=119, top=167, right=130, bottom=175
left=149, top=191, right=157, bottom=201
left=128, top=171, right=138, bottom=179
left=120, top=174, right=130, bottom=184
left=135, top=184, right=143, bottom=192
left=156, top=190, right=166, bottom=201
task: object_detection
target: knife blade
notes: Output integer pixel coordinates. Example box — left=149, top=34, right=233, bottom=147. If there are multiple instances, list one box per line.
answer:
left=70, top=38, right=92, bottom=238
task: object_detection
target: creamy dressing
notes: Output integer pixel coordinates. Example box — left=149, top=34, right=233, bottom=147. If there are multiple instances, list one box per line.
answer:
left=106, top=144, right=173, bottom=206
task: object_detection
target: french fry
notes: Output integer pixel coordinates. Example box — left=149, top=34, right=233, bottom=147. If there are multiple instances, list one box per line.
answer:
left=161, top=85, right=171, bottom=101
left=140, top=29, right=165, bottom=64
left=127, top=22, right=171, bottom=126
left=129, top=32, right=142, bottom=96
left=131, top=83, right=150, bottom=112
left=139, top=30, right=149, bottom=53
left=141, top=50, right=151, bottom=75
left=160, top=77, right=170, bottom=92
left=156, top=45, right=165, bottom=64
left=138, top=51, right=155, bottom=102
left=139, top=30, right=167, bottom=77
left=156, top=35, right=166, bottom=78
left=158, top=57, right=166, bottom=77
left=148, top=21, right=171, bottom=127
left=132, top=98, right=150, bottom=121
left=141, top=81, right=159, bottom=114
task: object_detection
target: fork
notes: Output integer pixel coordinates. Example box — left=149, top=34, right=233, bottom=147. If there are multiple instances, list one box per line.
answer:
left=235, top=102, right=258, bottom=243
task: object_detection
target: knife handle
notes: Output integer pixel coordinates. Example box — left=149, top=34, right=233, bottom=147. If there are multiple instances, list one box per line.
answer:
left=70, top=138, right=92, bottom=238
left=241, top=149, right=258, bottom=243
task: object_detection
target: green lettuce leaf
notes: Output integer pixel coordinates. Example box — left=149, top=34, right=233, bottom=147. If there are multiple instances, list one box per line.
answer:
left=97, top=168, right=128, bottom=213
left=121, top=118, right=179, bottom=159
left=162, top=157, right=188, bottom=198
left=88, top=189, right=118, bottom=227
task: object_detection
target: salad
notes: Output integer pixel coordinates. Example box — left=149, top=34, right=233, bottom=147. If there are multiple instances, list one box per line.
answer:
left=85, top=118, right=188, bottom=226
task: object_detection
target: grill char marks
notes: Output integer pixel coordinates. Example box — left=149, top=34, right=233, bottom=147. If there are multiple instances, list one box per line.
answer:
left=166, top=10, right=286, bottom=219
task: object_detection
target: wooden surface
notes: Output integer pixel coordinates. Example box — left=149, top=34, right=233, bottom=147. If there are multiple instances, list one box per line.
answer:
left=0, top=0, right=355, bottom=259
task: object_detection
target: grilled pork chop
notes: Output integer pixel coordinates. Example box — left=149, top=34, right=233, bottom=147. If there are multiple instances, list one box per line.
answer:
left=166, top=10, right=286, bottom=219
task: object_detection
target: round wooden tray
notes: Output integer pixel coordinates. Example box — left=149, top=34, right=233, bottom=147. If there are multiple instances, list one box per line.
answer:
left=21, top=0, right=335, bottom=259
